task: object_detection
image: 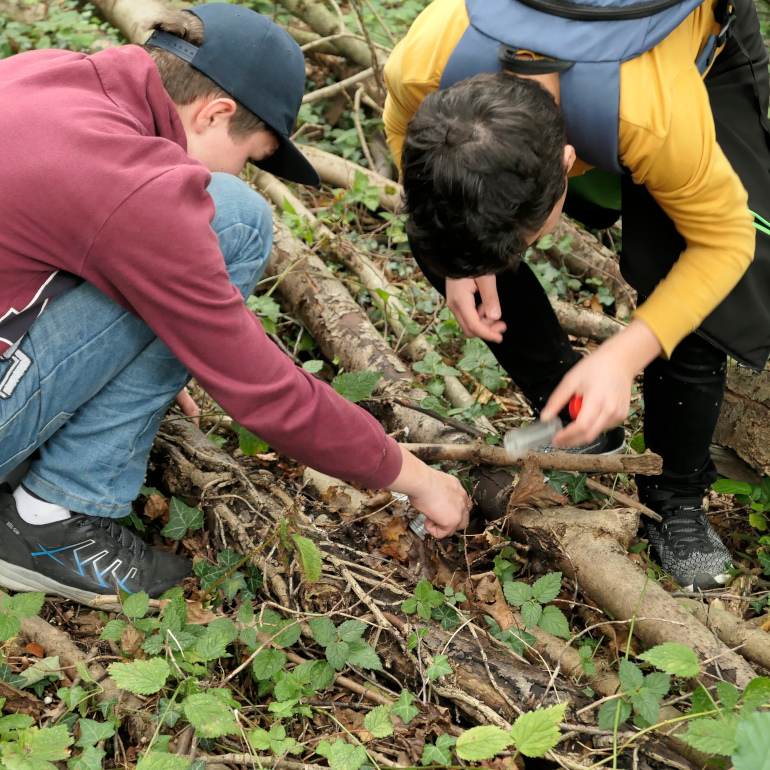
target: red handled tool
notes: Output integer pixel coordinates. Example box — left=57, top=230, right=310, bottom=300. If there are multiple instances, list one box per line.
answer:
left=503, top=395, right=582, bottom=459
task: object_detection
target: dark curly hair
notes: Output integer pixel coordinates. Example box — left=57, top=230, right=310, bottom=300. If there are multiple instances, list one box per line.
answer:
left=401, top=73, right=567, bottom=278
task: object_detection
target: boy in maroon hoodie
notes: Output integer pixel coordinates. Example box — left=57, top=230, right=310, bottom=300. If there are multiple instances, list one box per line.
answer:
left=0, top=3, right=470, bottom=604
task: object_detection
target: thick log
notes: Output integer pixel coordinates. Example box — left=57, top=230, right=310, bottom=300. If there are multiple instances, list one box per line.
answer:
left=713, top=366, right=770, bottom=475
left=548, top=295, right=626, bottom=342
left=479, top=498, right=758, bottom=688
left=297, top=145, right=401, bottom=211
left=403, top=442, right=662, bottom=475
left=678, top=597, right=770, bottom=672
left=275, top=0, right=385, bottom=68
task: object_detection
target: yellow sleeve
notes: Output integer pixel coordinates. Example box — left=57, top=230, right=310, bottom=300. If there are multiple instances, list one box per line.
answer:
left=620, top=58, right=754, bottom=357
left=383, top=0, right=470, bottom=171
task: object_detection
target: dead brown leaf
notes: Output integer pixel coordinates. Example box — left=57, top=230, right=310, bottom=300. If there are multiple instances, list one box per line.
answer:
left=143, top=494, right=168, bottom=521
left=24, top=643, right=44, bottom=658
left=508, top=458, right=568, bottom=509
left=120, top=624, right=146, bottom=659
left=379, top=517, right=408, bottom=542
left=323, top=485, right=353, bottom=513
left=185, top=601, right=217, bottom=625
left=471, top=574, right=514, bottom=630
left=364, top=490, right=393, bottom=509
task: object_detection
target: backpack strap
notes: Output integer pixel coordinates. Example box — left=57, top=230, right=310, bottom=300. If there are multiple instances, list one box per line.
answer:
left=695, top=0, right=735, bottom=73
left=498, top=46, right=574, bottom=75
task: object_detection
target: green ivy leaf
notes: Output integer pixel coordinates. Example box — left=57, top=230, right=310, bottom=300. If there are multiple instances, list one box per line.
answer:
left=252, top=649, right=287, bottom=681
left=364, top=705, right=394, bottom=738
left=316, top=740, right=368, bottom=770
left=161, top=498, right=203, bottom=540
left=510, top=702, right=567, bottom=758
left=732, top=711, right=770, bottom=770
left=107, top=658, right=170, bottom=695
left=455, top=725, right=511, bottom=761
left=75, top=718, right=116, bottom=748
left=345, top=638, right=382, bottom=670
left=598, top=699, right=632, bottom=731
left=291, top=535, right=322, bottom=584
left=183, top=692, right=237, bottom=738
left=618, top=659, right=644, bottom=692
left=122, top=591, right=150, bottom=620
left=638, top=643, right=700, bottom=677
left=421, top=734, right=456, bottom=766
left=521, top=601, right=543, bottom=629
left=681, top=716, right=739, bottom=756
left=503, top=581, right=532, bottom=607
left=69, top=746, right=106, bottom=770
left=531, top=572, right=562, bottom=604
left=392, top=690, right=419, bottom=725
left=332, top=371, right=383, bottom=403
left=537, top=606, right=570, bottom=639
left=425, top=654, right=452, bottom=681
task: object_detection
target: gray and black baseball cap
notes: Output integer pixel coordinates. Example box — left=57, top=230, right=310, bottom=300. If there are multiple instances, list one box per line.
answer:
left=146, top=2, right=320, bottom=185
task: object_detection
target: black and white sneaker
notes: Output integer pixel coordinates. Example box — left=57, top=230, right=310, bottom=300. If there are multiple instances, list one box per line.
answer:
left=538, top=426, right=626, bottom=455
left=0, top=485, right=191, bottom=605
left=643, top=495, right=732, bottom=591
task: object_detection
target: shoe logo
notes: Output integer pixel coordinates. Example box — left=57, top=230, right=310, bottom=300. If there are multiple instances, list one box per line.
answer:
left=31, top=540, right=137, bottom=593
left=5, top=520, right=20, bottom=536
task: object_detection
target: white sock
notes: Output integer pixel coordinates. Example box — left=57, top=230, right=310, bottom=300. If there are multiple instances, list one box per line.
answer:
left=13, top=486, right=71, bottom=525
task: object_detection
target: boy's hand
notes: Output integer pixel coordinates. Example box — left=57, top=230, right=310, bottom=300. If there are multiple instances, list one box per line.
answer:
left=388, top=445, right=471, bottom=538
left=446, top=275, right=506, bottom=343
left=541, top=319, right=663, bottom=446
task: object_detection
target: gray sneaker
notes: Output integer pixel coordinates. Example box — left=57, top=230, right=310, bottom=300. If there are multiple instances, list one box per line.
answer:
left=644, top=497, right=732, bottom=591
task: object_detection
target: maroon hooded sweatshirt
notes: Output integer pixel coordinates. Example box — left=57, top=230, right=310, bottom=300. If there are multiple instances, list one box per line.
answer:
left=0, top=45, right=402, bottom=489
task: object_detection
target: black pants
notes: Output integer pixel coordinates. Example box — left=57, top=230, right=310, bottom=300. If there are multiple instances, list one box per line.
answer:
left=414, top=0, right=770, bottom=499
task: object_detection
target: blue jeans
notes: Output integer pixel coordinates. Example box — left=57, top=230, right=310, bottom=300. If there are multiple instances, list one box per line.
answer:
left=0, top=173, right=273, bottom=518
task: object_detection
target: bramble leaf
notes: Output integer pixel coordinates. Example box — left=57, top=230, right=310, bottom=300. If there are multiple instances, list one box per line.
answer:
left=503, top=581, right=532, bottom=607
left=183, top=692, right=237, bottom=738
left=332, top=371, right=383, bottom=403
left=732, top=711, right=770, bottom=770
left=510, top=702, right=567, bottom=758
left=638, top=643, right=700, bottom=677
left=455, top=726, right=511, bottom=761
left=107, top=659, right=169, bottom=695
left=538, top=606, right=570, bottom=639
left=531, top=572, right=562, bottom=604
left=680, top=716, right=739, bottom=756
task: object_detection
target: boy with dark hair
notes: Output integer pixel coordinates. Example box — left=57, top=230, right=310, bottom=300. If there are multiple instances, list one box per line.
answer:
left=386, top=0, right=770, bottom=590
left=0, top=3, right=471, bottom=605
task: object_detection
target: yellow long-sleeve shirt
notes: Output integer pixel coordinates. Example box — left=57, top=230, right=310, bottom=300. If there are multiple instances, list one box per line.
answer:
left=383, top=0, right=755, bottom=358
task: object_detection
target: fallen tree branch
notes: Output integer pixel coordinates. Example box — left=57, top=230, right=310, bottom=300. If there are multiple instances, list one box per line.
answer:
left=548, top=295, right=626, bottom=343
left=678, top=597, right=770, bottom=672
left=402, top=442, right=663, bottom=475
left=91, top=0, right=182, bottom=44
left=276, top=0, right=386, bottom=68
left=296, top=145, right=401, bottom=211
left=302, top=66, right=376, bottom=104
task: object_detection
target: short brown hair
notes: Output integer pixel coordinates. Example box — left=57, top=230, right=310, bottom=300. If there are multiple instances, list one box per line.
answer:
left=144, top=10, right=270, bottom=139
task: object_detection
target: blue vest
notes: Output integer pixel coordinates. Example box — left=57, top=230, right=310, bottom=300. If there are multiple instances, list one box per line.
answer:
left=439, top=0, right=720, bottom=173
